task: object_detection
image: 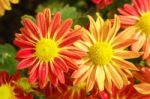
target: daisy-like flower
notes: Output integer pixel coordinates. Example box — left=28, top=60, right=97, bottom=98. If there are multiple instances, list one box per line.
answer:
left=14, top=8, right=84, bottom=88
left=0, top=0, right=19, bottom=16
left=71, top=13, right=141, bottom=92
left=118, top=0, right=150, bottom=59
left=134, top=66, right=150, bottom=95
left=97, top=79, right=150, bottom=99
left=92, top=0, right=114, bottom=9
left=0, top=71, right=32, bottom=99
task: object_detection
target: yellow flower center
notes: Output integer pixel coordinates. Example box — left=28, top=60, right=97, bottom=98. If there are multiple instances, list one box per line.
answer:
left=89, top=42, right=113, bottom=66
left=0, top=84, right=14, bottom=99
left=138, top=12, right=150, bottom=36
left=35, top=38, right=59, bottom=62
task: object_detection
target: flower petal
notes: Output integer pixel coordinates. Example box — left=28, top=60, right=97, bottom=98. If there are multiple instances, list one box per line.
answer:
left=96, top=66, right=105, bottom=91
left=134, top=83, right=150, bottom=95
left=38, top=62, right=48, bottom=88
left=16, top=48, right=35, bottom=58
left=17, top=58, right=36, bottom=69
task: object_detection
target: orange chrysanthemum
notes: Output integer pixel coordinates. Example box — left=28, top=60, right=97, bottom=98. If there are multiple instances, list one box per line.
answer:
left=0, top=71, right=32, bottom=99
left=71, top=13, right=141, bottom=92
left=134, top=66, right=150, bottom=95
left=118, top=0, right=150, bottom=59
left=0, top=0, right=19, bottom=16
left=14, top=8, right=84, bottom=88
left=92, top=0, right=114, bottom=9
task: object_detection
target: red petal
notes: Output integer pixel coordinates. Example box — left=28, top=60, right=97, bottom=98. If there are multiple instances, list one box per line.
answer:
left=51, top=62, right=65, bottom=84
left=17, top=58, right=36, bottom=69
left=59, top=30, right=82, bottom=47
left=13, top=39, right=34, bottom=48
left=55, top=19, right=72, bottom=40
left=16, top=48, right=35, bottom=58
left=62, top=56, right=78, bottom=70
left=54, top=57, right=68, bottom=72
left=44, top=8, right=51, bottom=27
left=38, top=62, right=48, bottom=88
left=37, top=12, right=47, bottom=38
left=48, top=65, right=58, bottom=86
left=50, top=12, right=61, bottom=37
left=23, top=19, right=40, bottom=39
left=29, top=66, right=38, bottom=84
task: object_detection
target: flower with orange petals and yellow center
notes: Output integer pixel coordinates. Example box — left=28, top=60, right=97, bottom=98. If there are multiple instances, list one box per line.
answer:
left=14, top=8, right=84, bottom=88
left=118, top=0, right=150, bottom=59
left=0, top=0, right=19, bottom=16
left=71, top=13, right=141, bottom=92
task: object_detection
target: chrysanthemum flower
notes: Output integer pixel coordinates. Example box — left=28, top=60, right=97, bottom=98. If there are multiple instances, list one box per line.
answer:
left=118, top=0, right=150, bottom=59
left=71, top=13, right=141, bottom=92
left=92, top=0, right=114, bottom=9
left=134, top=67, right=150, bottom=95
left=14, top=8, right=84, bottom=88
left=0, top=0, right=19, bottom=16
left=0, top=71, right=32, bottom=99
left=97, top=79, right=150, bottom=99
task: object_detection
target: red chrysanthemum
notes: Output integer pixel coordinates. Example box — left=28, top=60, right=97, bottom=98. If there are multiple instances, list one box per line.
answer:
left=0, top=71, right=32, bottom=99
left=118, top=0, right=150, bottom=59
left=14, top=8, right=84, bottom=88
left=90, top=79, right=150, bottom=99
left=92, top=0, right=114, bottom=9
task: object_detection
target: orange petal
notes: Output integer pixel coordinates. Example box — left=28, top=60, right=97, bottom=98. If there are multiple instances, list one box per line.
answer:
left=113, top=50, right=142, bottom=59
left=72, top=65, right=90, bottom=78
left=108, top=64, right=123, bottom=89
left=86, top=66, right=96, bottom=92
left=112, top=57, right=138, bottom=70
left=134, top=83, right=150, bottom=95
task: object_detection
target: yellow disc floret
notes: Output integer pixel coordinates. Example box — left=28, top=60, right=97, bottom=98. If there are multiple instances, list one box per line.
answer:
left=138, top=12, right=150, bottom=36
left=0, top=84, right=14, bottom=99
left=35, top=38, right=59, bottom=62
left=89, top=42, right=113, bottom=66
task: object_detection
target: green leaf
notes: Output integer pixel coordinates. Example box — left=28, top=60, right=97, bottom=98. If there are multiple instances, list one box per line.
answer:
left=0, top=44, right=18, bottom=74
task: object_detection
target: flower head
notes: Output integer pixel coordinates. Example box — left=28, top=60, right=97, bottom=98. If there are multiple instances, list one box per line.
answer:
left=72, top=13, right=141, bottom=92
left=118, top=0, right=150, bottom=59
left=0, top=0, right=19, bottom=16
left=0, top=71, right=32, bottom=99
left=134, top=66, right=150, bottom=95
left=14, top=8, right=84, bottom=88
left=96, top=79, right=150, bottom=99
left=92, top=0, right=114, bottom=9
